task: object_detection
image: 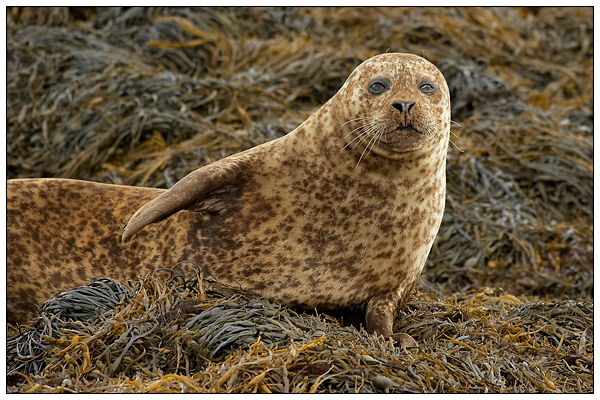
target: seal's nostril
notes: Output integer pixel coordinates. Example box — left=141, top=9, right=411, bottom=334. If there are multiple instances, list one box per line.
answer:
left=392, top=101, right=415, bottom=114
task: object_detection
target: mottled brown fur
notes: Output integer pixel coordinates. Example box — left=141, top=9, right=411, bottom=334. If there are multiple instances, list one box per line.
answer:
left=7, top=53, right=450, bottom=343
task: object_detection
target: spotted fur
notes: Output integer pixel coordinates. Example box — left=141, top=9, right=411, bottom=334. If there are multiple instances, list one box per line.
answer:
left=8, top=53, right=450, bottom=341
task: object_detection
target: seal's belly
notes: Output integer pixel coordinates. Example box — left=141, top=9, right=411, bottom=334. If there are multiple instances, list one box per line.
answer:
left=186, top=183, right=440, bottom=310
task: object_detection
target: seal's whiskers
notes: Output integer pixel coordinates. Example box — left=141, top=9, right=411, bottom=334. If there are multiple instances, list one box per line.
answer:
left=340, top=117, right=373, bottom=128
left=355, top=124, right=383, bottom=169
left=342, top=122, right=379, bottom=151
left=342, top=122, right=375, bottom=150
left=343, top=120, right=376, bottom=139
left=449, top=138, right=464, bottom=152
left=366, top=127, right=386, bottom=159
left=353, top=123, right=380, bottom=150
left=422, top=124, right=433, bottom=136
left=354, top=128, right=385, bottom=163
left=422, top=120, right=451, bottom=137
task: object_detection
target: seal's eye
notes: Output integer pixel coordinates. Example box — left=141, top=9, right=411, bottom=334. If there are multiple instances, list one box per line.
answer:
left=368, top=78, right=391, bottom=95
left=419, top=81, right=435, bottom=95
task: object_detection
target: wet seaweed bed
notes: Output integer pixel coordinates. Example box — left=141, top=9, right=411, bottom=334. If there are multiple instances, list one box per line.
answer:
left=6, top=6, right=593, bottom=393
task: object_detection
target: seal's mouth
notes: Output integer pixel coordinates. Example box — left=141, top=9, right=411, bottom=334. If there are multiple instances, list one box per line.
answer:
left=380, top=124, right=424, bottom=144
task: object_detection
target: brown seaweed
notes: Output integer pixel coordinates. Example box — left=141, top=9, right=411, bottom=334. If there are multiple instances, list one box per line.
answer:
left=7, top=269, right=593, bottom=393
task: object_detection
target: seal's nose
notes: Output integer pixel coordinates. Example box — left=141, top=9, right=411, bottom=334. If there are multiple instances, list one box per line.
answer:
left=392, top=101, right=415, bottom=114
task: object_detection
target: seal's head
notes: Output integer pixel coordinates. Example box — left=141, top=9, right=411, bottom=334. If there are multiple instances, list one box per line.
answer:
left=336, top=53, right=450, bottom=159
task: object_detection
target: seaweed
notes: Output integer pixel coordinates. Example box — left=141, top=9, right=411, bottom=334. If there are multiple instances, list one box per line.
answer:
left=7, top=269, right=592, bottom=393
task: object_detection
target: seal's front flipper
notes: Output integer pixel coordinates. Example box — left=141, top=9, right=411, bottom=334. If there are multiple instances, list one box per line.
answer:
left=122, top=156, right=251, bottom=242
left=389, top=332, right=419, bottom=350
left=365, top=291, right=419, bottom=349
left=365, top=293, right=397, bottom=337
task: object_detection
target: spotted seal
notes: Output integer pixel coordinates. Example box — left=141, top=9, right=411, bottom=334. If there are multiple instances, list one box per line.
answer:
left=8, top=53, right=450, bottom=346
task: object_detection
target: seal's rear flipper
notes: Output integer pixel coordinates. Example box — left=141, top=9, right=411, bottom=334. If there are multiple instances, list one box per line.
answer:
left=122, top=156, right=250, bottom=242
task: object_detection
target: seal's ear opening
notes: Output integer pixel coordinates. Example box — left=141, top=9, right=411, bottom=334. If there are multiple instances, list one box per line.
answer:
left=122, top=157, right=248, bottom=242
